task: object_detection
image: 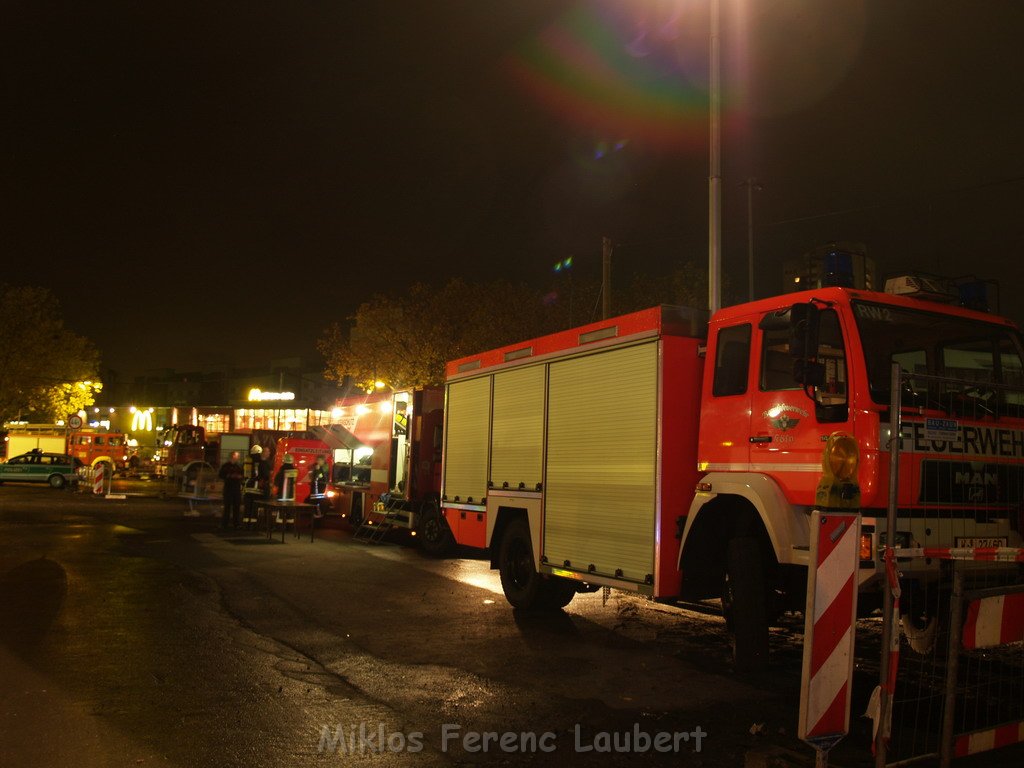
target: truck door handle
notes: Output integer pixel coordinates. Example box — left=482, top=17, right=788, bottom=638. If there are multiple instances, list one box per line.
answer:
left=749, top=436, right=773, bottom=444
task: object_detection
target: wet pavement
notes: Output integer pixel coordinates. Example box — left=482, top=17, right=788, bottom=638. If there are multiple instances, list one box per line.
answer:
left=1, top=483, right=1020, bottom=767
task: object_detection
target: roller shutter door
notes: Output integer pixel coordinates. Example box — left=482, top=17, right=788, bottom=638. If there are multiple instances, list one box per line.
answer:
left=544, top=342, right=658, bottom=583
left=490, top=365, right=545, bottom=491
left=443, top=377, right=491, bottom=502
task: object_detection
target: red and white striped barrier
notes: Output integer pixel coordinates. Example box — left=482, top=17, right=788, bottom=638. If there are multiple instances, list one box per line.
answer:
left=799, top=510, right=862, bottom=751
left=955, top=722, right=1024, bottom=757
left=962, top=591, right=1024, bottom=650
left=92, top=464, right=105, bottom=495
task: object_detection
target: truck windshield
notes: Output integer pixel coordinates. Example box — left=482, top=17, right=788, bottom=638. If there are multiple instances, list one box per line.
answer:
left=852, top=301, right=1024, bottom=407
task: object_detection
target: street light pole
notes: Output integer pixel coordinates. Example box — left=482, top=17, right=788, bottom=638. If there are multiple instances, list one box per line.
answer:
left=741, top=177, right=763, bottom=301
left=708, top=0, right=722, bottom=314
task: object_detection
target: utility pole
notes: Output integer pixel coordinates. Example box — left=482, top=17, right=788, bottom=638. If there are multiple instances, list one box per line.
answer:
left=741, top=178, right=763, bottom=301
left=708, top=0, right=722, bottom=314
left=601, top=236, right=613, bottom=320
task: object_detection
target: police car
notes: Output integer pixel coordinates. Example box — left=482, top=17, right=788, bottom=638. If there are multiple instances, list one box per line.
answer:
left=0, top=451, right=79, bottom=488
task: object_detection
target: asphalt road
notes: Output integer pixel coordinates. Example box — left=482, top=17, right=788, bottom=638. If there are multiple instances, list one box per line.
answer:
left=0, top=483, right=1019, bottom=768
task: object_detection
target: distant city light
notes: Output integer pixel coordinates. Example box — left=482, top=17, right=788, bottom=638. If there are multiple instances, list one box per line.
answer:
left=248, top=388, right=295, bottom=402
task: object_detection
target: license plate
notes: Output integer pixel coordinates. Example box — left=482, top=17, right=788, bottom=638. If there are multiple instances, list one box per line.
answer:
left=955, top=537, right=1008, bottom=548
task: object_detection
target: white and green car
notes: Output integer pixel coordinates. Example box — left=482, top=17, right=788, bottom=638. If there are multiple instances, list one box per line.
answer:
left=0, top=452, right=78, bottom=488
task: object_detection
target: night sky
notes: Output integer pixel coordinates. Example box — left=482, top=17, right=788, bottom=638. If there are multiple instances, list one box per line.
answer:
left=4, top=1, right=1024, bottom=378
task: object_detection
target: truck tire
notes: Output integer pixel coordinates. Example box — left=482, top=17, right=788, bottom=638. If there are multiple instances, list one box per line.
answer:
left=499, top=518, right=547, bottom=609
left=538, top=577, right=577, bottom=609
left=419, top=502, right=454, bottom=557
left=725, top=536, right=769, bottom=673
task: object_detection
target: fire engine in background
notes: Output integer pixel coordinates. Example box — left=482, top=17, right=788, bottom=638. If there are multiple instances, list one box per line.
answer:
left=5, top=425, right=68, bottom=457
left=440, top=277, right=1024, bottom=670
left=319, top=389, right=446, bottom=548
left=153, top=424, right=215, bottom=482
left=4, top=424, right=130, bottom=474
left=155, top=426, right=312, bottom=488
left=67, top=430, right=131, bottom=473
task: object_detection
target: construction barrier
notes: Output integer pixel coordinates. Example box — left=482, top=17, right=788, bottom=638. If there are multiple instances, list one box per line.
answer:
left=77, top=465, right=112, bottom=495
left=799, top=509, right=861, bottom=760
left=871, top=368, right=1024, bottom=767
left=940, top=572, right=1024, bottom=766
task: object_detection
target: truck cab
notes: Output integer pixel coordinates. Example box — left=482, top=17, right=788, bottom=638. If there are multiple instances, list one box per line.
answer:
left=153, top=424, right=211, bottom=480
left=684, top=283, right=1024, bottom=610
left=68, top=430, right=130, bottom=473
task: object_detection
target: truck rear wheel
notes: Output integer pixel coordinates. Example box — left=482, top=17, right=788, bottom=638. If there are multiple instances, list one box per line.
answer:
left=498, top=519, right=577, bottom=610
left=499, top=518, right=542, bottom=607
left=419, top=502, right=454, bottom=557
left=725, top=536, right=769, bottom=673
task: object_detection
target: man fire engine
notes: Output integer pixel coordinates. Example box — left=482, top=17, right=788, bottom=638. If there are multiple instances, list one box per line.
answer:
left=5, top=425, right=130, bottom=474
left=321, top=389, right=446, bottom=549
left=153, top=424, right=213, bottom=480
left=440, top=277, right=1024, bottom=670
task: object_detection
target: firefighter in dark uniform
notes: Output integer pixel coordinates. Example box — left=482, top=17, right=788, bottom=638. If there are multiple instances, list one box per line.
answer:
left=218, top=451, right=244, bottom=529
left=305, top=455, right=330, bottom=508
left=244, top=444, right=272, bottom=524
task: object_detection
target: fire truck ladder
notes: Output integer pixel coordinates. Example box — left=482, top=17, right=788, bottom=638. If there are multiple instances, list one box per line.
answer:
left=353, top=494, right=403, bottom=544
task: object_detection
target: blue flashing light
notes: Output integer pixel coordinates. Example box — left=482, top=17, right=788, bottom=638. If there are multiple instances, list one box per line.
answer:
left=822, top=250, right=854, bottom=288
left=957, top=280, right=990, bottom=312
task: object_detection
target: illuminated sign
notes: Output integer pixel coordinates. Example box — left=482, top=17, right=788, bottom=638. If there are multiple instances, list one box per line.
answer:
left=131, top=407, right=155, bottom=432
left=248, top=388, right=296, bottom=402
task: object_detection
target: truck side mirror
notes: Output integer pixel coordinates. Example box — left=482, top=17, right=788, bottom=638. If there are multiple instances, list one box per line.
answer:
left=790, top=303, right=819, bottom=358
left=790, top=303, right=821, bottom=386
left=794, top=359, right=826, bottom=387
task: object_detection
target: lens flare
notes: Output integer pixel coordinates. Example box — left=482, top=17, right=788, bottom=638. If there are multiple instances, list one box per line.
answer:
left=504, top=2, right=730, bottom=150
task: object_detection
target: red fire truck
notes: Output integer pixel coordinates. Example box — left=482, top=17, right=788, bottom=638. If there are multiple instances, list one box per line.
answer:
left=67, top=430, right=131, bottom=473
left=5, top=425, right=130, bottom=473
left=440, top=279, right=1024, bottom=669
left=321, top=389, right=446, bottom=547
left=153, top=424, right=214, bottom=481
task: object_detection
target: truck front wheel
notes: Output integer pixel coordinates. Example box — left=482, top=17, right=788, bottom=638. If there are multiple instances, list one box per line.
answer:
left=725, top=536, right=769, bottom=673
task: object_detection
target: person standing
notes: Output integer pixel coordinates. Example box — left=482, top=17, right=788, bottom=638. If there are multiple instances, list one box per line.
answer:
left=245, top=444, right=271, bottom=523
left=274, top=453, right=297, bottom=500
left=305, top=455, right=329, bottom=500
left=218, top=450, right=244, bottom=529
